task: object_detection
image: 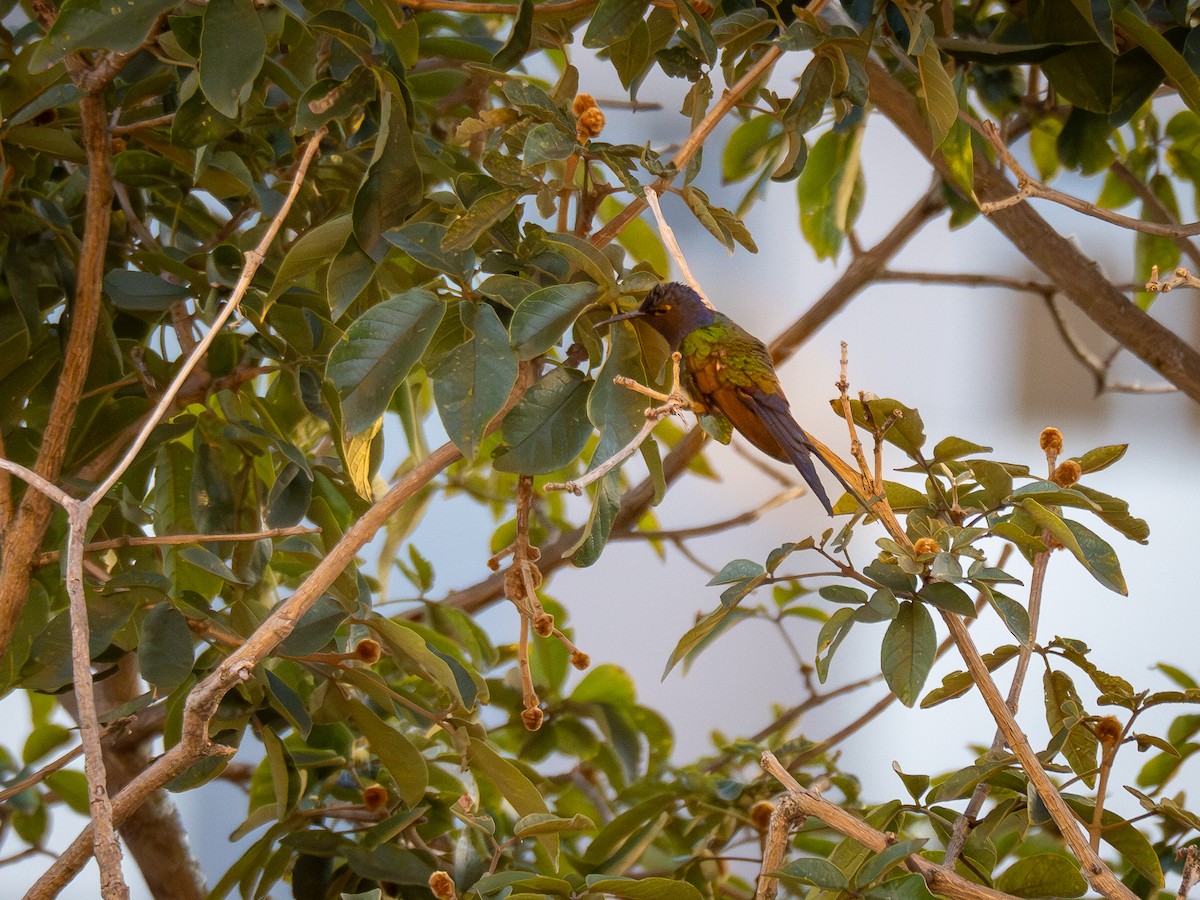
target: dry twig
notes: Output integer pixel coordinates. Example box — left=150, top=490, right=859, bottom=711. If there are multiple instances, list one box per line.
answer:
left=978, top=121, right=1200, bottom=237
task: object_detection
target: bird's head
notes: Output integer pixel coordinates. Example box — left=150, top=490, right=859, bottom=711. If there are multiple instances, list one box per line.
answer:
left=595, top=282, right=717, bottom=350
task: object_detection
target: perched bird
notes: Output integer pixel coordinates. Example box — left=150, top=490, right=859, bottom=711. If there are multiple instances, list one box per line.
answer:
left=596, top=282, right=849, bottom=516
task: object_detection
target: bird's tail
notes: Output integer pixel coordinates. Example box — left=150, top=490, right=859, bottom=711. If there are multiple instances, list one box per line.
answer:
left=747, top=393, right=838, bottom=515
left=749, top=392, right=880, bottom=519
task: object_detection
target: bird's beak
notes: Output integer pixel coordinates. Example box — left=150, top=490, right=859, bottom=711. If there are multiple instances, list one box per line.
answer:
left=594, top=307, right=644, bottom=327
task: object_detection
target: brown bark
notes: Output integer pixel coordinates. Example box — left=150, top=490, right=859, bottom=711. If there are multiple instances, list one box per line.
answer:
left=59, top=657, right=206, bottom=900
left=0, top=92, right=113, bottom=661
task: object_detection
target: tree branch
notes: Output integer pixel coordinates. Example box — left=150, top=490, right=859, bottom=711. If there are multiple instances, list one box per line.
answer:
left=27, top=439, right=471, bottom=897
left=941, top=613, right=1137, bottom=900
left=867, top=60, right=1200, bottom=403
left=759, top=750, right=1024, bottom=900
left=0, top=91, right=113, bottom=660
left=978, top=120, right=1200, bottom=238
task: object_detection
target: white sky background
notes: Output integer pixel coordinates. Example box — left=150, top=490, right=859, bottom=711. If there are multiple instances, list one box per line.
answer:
left=8, top=34, right=1200, bottom=899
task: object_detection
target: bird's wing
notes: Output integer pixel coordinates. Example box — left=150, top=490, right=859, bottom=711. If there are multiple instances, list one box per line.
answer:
left=740, top=388, right=836, bottom=515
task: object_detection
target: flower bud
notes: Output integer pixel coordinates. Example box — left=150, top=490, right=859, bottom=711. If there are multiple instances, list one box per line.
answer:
left=1040, top=427, right=1064, bottom=456
left=1051, top=460, right=1082, bottom=488
left=353, top=638, right=382, bottom=664
left=362, top=783, right=388, bottom=812
left=1095, top=715, right=1123, bottom=748
left=522, top=707, right=545, bottom=731
left=572, top=93, right=597, bottom=116
left=913, top=537, right=940, bottom=555
left=576, top=107, right=605, bottom=139
left=749, top=800, right=775, bottom=831
left=429, top=871, right=458, bottom=900
left=570, top=650, right=591, bottom=670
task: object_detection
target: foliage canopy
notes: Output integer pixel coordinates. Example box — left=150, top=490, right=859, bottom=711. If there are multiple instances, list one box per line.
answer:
left=1, top=0, right=1200, bottom=898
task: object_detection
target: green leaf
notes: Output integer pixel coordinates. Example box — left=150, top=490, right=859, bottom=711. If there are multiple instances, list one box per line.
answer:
left=836, top=397, right=926, bottom=455
left=918, top=581, right=975, bottom=616
left=23, top=723, right=72, bottom=765
left=662, top=604, right=751, bottom=679
left=265, top=669, right=312, bottom=739
left=327, top=289, right=444, bottom=434
left=857, top=839, right=928, bottom=886
left=711, top=559, right=766, bottom=585
left=722, top=116, right=775, bottom=183
left=492, top=368, right=593, bottom=474
left=365, top=617, right=476, bottom=710
left=584, top=877, right=703, bottom=900
left=980, top=586, right=1031, bottom=644
left=509, top=283, right=598, bottom=359
left=542, top=232, right=619, bottom=292
left=773, top=858, right=848, bottom=890
left=514, top=812, right=595, bottom=838
left=443, top=189, right=521, bottom=253
left=326, top=692, right=428, bottom=807
left=1044, top=669, right=1098, bottom=787
left=572, top=664, right=637, bottom=706
left=179, top=545, right=249, bottom=585
left=267, top=215, right=354, bottom=304
left=815, top=607, right=856, bottom=682
left=492, top=0, right=534, bottom=70
left=881, top=601, right=936, bottom=707
left=523, top=123, right=578, bottom=167
left=866, top=873, right=938, bottom=900
left=570, top=472, right=622, bottom=567
left=385, top=222, right=476, bottom=280
left=932, top=436, right=992, bottom=461
left=1074, top=444, right=1127, bottom=473
left=354, top=90, right=424, bottom=261
left=103, top=269, right=191, bottom=312
left=31, top=0, right=179, bottom=71
left=797, top=127, right=865, bottom=259
left=995, top=853, right=1087, bottom=898
left=917, top=42, right=957, bottom=147
left=431, top=304, right=519, bottom=458
left=892, top=762, right=930, bottom=802
left=199, top=0, right=266, bottom=118
left=921, top=645, right=1019, bottom=708
left=138, top=603, right=194, bottom=693
left=583, top=0, right=649, bottom=49
left=1062, top=795, right=1163, bottom=887
left=467, top=738, right=556, bottom=863
left=44, top=770, right=89, bottom=815
left=1020, top=499, right=1127, bottom=594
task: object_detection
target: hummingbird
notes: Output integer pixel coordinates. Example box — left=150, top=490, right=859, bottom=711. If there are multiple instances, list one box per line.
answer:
left=596, top=282, right=849, bottom=516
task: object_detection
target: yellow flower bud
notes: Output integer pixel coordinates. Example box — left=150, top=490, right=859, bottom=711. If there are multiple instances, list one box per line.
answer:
left=913, top=537, right=940, bottom=555
left=1051, top=460, right=1082, bottom=487
left=576, top=106, right=606, bottom=139
left=1040, top=427, right=1064, bottom=456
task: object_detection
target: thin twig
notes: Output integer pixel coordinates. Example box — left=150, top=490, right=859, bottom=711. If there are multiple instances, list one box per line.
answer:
left=33, top=525, right=320, bottom=567
left=620, top=486, right=809, bottom=541
left=545, top=354, right=696, bottom=495
left=1177, top=846, right=1200, bottom=900
left=590, top=44, right=784, bottom=249
left=88, top=128, right=327, bottom=504
left=1043, top=296, right=1177, bottom=395
left=644, top=188, right=709, bottom=304
left=978, top=120, right=1200, bottom=237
